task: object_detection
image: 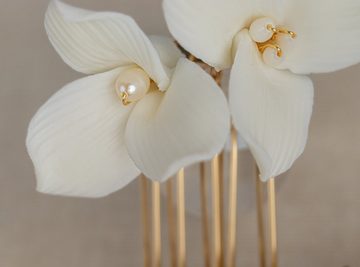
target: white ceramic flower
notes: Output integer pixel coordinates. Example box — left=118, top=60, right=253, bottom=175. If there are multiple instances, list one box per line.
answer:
left=26, top=1, right=230, bottom=198
left=163, top=0, right=360, bottom=180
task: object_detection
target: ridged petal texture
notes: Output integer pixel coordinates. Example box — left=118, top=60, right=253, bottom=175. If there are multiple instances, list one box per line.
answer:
left=26, top=68, right=140, bottom=198
left=280, top=0, right=360, bottom=73
left=230, top=30, right=314, bottom=181
left=125, top=58, right=230, bottom=181
left=45, top=0, right=170, bottom=89
left=163, top=0, right=284, bottom=70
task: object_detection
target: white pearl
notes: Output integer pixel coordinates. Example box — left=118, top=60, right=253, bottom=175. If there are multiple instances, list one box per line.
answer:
left=262, top=47, right=284, bottom=67
left=249, top=17, right=275, bottom=43
left=115, top=68, right=150, bottom=103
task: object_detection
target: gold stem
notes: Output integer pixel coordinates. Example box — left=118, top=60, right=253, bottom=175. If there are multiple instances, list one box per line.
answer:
left=177, top=169, right=186, bottom=267
left=268, top=178, right=278, bottom=267
left=152, top=181, right=162, bottom=267
left=211, top=155, right=223, bottom=267
left=200, top=162, right=211, bottom=267
left=140, top=176, right=151, bottom=267
left=166, top=179, right=177, bottom=267
left=255, top=167, right=266, bottom=267
left=226, top=129, right=238, bottom=267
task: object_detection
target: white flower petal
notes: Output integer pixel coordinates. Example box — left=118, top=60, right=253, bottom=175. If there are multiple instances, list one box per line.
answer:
left=45, top=0, right=170, bottom=89
left=26, top=68, right=140, bottom=198
left=148, top=35, right=182, bottom=69
left=230, top=30, right=314, bottom=181
left=280, top=0, right=360, bottom=73
left=163, top=0, right=284, bottom=70
left=125, top=58, right=230, bottom=181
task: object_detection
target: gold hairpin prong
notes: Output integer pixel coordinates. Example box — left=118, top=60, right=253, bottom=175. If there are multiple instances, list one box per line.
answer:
left=268, top=178, right=278, bottom=267
left=258, top=43, right=283, bottom=57
left=267, top=24, right=297, bottom=39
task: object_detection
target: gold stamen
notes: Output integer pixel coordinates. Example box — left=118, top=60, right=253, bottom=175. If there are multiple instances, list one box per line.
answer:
left=121, top=91, right=131, bottom=106
left=258, top=43, right=283, bottom=57
left=267, top=24, right=297, bottom=39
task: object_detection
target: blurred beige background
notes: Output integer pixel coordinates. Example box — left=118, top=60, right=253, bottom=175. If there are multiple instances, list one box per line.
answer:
left=0, top=0, right=360, bottom=266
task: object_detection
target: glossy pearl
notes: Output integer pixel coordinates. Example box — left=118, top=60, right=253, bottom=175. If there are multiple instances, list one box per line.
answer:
left=115, top=67, right=150, bottom=103
left=249, top=17, right=275, bottom=43
left=262, top=47, right=284, bottom=67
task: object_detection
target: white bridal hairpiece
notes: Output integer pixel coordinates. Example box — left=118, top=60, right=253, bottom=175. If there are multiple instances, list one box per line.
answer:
left=27, top=0, right=360, bottom=194
left=26, top=0, right=359, bottom=266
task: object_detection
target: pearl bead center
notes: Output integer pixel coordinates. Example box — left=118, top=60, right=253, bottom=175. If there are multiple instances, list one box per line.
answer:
left=115, top=67, right=151, bottom=105
left=249, top=17, right=297, bottom=68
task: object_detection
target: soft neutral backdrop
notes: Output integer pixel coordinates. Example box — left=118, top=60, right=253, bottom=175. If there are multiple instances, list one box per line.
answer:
left=1, top=0, right=359, bottom=266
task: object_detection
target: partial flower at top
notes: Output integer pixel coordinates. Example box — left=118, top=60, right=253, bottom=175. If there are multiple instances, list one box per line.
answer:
left=26, top=0, right=230, bottom=198
left=163, top=0, right=360, bottom=181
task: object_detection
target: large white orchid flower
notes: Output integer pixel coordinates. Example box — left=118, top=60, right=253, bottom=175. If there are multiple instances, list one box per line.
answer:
left=163, top=0, right=360, bottom=181
left=26, top=0, right=230, bottom=198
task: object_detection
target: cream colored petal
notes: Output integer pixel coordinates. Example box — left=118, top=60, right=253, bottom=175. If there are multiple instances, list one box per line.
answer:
left=45, top=0, right=170, bottom=89
left=148, top=35, right=182, bottom=69
left=125, top=58, right=230, bottom=181
left=230, top=30, right=314, bottom=181
left=163, top=0, right=284, bottom=70
left=279, top=0, right=360, bottom=73
left=26, top=68, right=140, bottom=198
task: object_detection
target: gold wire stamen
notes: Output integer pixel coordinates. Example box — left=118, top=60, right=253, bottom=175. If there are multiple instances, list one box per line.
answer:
left=121, top=91, right=131, bottom=106
left=256, top=24, right=297, bottom=58
left=257, top=43, right=283, bottom=57
left=267, top=24, right=297, bottom=39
